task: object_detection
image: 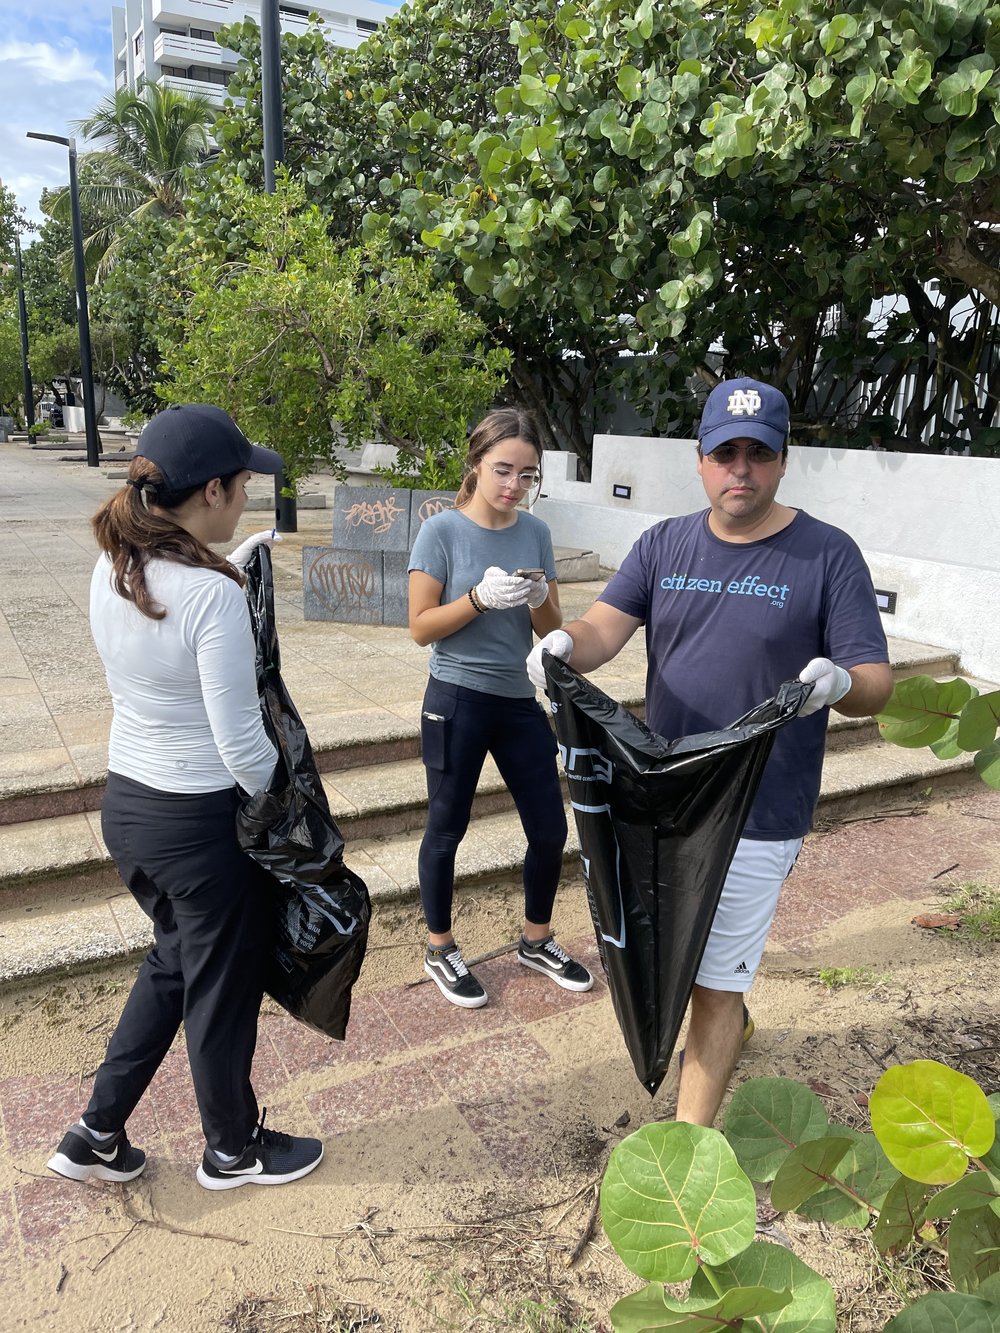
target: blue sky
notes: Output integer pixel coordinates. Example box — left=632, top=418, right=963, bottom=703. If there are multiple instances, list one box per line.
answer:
left=0, top=0, right=398, bottom=229
left=0, top=0, right=114, bottom=226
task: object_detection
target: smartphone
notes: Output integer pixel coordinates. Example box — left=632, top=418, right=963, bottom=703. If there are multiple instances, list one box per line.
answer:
left=514, top=568, right=546, bottom=580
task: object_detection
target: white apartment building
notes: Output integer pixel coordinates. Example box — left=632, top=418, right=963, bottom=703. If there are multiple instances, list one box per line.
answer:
left=112, top=0, right=400, bottom=105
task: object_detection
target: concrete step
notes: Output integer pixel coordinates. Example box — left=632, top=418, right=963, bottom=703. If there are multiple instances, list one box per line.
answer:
left=0, top=725, right=985, bottom=989
left=0, top=712, right=981, bottom=900
left=0, top=635, right=962, bottom=830
left=0, top=806, right=583, bottom=986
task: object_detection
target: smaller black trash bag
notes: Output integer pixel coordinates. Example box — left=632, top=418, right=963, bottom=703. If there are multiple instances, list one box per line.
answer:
left=239, top=545, right=371, bottom=1041
left=543, top=653, right=810, bottom=1095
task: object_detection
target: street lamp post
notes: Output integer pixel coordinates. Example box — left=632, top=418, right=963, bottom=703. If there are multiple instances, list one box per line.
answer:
left=261, top=0, right=297, bottom=532
left=13, top=236, right=34, bottom=430
left=26, top=132, right=101, bottom=468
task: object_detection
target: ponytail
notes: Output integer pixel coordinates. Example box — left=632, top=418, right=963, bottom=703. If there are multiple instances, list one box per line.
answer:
left=92, top=458, right=244, bottom=620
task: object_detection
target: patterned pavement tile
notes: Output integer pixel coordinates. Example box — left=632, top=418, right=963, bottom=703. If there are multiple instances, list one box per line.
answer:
left=264, top=995, right=408, bottom=1080
left=430, top=1028, right=553, bottom=1105
left=14, top=1175, right=117, bottom=1261
left=475, top=952, right=605, bottom=1025
left=376, top=975, right=516, bottom=1050
left=0, top=1075, right=94, bottom=1158
left=305, top=1062, right=446, bottom=1137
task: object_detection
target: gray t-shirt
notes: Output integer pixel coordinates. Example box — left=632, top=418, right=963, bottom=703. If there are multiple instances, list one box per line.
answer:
left=408, top=507, right=556, bottom=698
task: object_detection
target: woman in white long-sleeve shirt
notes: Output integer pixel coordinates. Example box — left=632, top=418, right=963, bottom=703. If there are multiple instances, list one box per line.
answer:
left=47, top=404, right=324, bottom=1193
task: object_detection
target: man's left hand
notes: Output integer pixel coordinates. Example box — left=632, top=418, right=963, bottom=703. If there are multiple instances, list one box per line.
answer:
left=797, top=657, right=852, bottom=716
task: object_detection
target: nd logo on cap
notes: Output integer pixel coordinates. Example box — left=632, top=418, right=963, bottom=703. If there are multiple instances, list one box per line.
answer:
left=727, top=389, right=763, bottom=417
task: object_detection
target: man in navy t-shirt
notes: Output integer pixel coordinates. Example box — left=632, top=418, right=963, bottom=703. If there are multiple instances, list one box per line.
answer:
left=527, top=377, right=892, bottom=1127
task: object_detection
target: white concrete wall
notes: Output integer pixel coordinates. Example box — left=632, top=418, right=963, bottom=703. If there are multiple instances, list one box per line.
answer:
left=535, top=437, right=1000, bottom=682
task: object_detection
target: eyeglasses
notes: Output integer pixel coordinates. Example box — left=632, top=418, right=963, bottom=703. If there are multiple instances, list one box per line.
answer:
left=705, top=443, right=782, bottom=466
left=487, top=463, right=541, bottom=489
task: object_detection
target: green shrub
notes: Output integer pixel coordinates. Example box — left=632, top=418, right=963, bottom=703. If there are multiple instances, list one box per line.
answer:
left=601, top=1060, right=1000, bottom=1330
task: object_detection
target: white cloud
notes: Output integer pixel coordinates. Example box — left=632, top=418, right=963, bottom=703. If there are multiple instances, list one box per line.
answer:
left=0, top=36, right=112, bottom=225
left=0, top=40, right=110, bottom=86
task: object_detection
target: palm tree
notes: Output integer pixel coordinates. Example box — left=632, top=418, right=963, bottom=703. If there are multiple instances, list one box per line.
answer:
left=44, top=83, right=216, bottom=277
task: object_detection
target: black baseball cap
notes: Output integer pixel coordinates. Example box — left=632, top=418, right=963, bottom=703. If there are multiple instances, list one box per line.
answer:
left=135, top=404, right=283, bottom=489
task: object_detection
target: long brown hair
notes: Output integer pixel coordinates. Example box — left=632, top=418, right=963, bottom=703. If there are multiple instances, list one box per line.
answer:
left=455, top=408, right=544, bottom=509
left=92, top=457, right=244, bottom=620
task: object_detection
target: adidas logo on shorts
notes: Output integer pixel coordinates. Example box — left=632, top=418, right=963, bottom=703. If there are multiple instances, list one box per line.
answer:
left=734, top=961, right=750, bottom=975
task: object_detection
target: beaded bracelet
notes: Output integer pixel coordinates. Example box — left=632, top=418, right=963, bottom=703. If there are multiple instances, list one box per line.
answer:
left=468, top=587, right=486, bottom=614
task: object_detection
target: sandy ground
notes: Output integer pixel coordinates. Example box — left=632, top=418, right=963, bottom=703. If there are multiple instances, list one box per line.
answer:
left=1, top=869, right=998, bottom=1333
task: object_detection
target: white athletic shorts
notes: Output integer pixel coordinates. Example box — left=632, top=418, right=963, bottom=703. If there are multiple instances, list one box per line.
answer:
left=695, top=835, right=804, bottom=993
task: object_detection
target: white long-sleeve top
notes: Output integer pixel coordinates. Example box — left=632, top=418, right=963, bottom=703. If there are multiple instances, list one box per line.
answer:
left=90, top=554, right=278, bottom=794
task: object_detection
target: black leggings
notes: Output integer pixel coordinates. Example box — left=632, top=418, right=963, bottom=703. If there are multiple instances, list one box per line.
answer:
left=417, top=678, right=568, bottom=936
left=84, top=773, right=274, bottom=1155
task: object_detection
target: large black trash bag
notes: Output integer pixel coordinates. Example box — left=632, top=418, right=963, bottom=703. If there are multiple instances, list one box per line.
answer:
left=238, top=545, right=371, bottom=1040
left=543, top=653, right=810, bottom=1095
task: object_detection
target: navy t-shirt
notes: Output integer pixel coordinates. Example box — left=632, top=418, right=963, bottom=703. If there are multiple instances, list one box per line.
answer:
left=599, top=509, right=889, bottom=840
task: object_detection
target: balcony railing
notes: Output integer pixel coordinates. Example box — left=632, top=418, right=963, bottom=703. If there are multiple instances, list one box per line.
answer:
left=152, top=0, right=233, bottom=27
left=156, top=72, right=233, bottom=103
left=153, top=31, right=237, bottom=66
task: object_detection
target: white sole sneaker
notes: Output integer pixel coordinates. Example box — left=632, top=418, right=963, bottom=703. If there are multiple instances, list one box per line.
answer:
left=423, top=960, right=488, bottom=1008
left=517, top=953, right=594, bottom=991
left=47, top=1151, right=146, bottom=1183
left=196, top=1144, right=324, bottom=1191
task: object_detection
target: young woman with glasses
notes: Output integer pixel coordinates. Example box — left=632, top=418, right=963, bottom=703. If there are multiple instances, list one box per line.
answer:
left=407, top=408, right=593, bottom=1008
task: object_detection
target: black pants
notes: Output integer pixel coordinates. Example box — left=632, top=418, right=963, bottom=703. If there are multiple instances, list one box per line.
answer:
left=84, top=773, right=273, bottom=1155
left=417, top=678, right=568, bottom=935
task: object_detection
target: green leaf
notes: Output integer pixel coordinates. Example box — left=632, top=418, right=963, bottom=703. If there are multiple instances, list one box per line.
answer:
left=885, top=1292, right=1000, bottom=1332
left=771, top=1136, right=854, bottom=1212
left=611, top=1279, right=790, bottom=1332
left=930, top=719, right=963, bottom=760
left=797, top=1131, right=897, bottom=1225
left=520, top=124, right=556, bottom=159
left=975, top=739, right=1000, bottom=790
left=601, top=1122, right=756, bottom=1283
left=724, top=1077, right=830, bottom=1182
left=870, top=1060, right=996, bottom=1184
left=876, top=676, right=977, bottom=748
left=957, top=691, right=1000, bottom=752
left=950, top=1205, right=1000, bottom=1294
left=518, top=74, right=548, bottom=108
left=873, top=1175, right=932, bottom=1255
left=924, top=1172, right=1000, bottom=1218
left=689, top=1240, right=837, bottom=1332
left=617, top=65, right=642, bottom=102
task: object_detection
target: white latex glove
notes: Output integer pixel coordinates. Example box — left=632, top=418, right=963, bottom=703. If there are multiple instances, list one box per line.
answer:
left=797, top=657, right=852, bottom=716
left=474, top=566, right=532, bottom=610
left=524, top=576, right=550, bottom=609
left=228, top=529, right=282, bottom=570
left=526, top=629, right=574, bottom=690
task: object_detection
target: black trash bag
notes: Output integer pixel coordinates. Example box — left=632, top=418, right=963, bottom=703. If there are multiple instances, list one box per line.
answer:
left=238, top=545, right=371, bottom=1040
left=543, top=652, right=810, bottom=1095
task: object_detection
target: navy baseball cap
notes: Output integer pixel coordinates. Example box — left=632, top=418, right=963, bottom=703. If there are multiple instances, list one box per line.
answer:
left=698, top=378, right=790, bottom=453
left=136, top=404, right=283, bottom=490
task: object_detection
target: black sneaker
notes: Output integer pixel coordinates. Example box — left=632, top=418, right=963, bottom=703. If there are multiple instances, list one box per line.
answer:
left=517, top=934, right=594, bottom=991
left=197, top=1112, right=323, bottom=1191
left=48, top=1122, right=146, bottom=1183
left=424, top=942, right=488, bottom=1008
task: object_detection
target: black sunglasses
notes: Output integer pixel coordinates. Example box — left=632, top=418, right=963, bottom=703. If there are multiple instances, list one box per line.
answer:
left=705, top=443, right=782, bottom=465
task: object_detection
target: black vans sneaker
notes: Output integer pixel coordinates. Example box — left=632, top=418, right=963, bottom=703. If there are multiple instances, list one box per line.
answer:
left=197, top=1112, right=323, bottom=1191
left=517, top=934, right=594, bottom=991
left=48, top=1122, right=146, bottom=1183
left=424, top=942, right=488, bottom=1008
